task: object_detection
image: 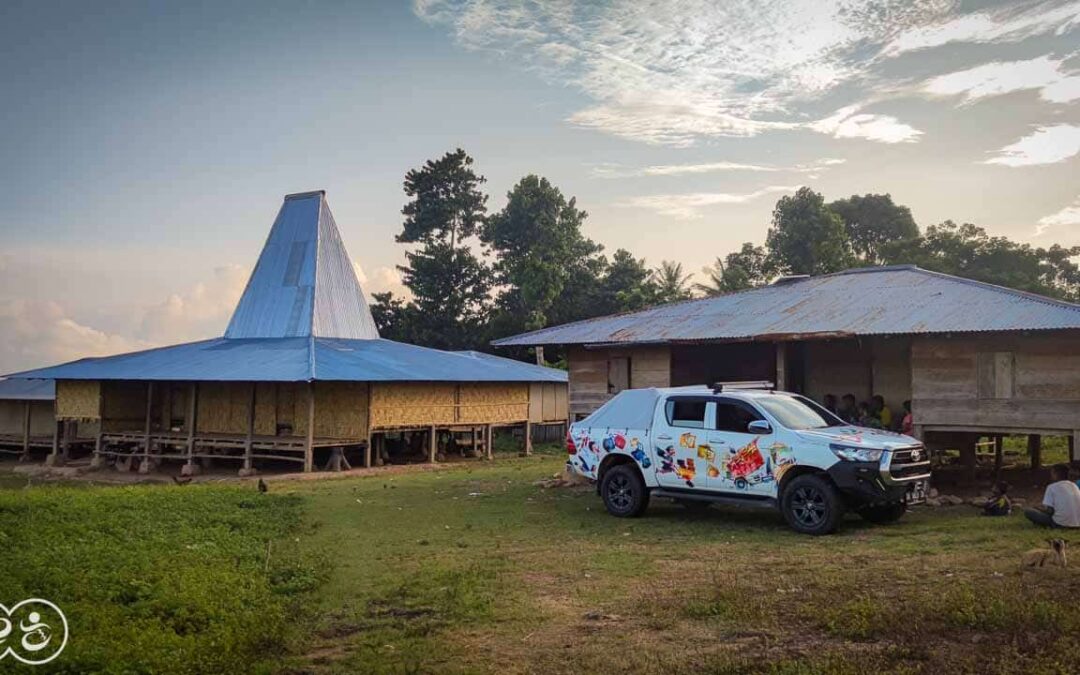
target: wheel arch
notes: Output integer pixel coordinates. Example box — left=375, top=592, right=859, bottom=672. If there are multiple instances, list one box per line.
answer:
left=597, top=453, right=642, bottom=485
left=777, top=464, right=837, bottom=498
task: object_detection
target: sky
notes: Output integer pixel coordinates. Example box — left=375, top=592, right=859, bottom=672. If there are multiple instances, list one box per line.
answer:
left=0, top=0, right=1078, bottom=373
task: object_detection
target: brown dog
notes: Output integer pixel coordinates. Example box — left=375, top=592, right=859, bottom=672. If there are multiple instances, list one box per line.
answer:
left=1022, top=539, right=1068, bottom=568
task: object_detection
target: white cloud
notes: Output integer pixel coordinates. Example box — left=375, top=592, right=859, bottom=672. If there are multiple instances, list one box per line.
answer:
left=416, top=0, right=953, bottom=146
left=620, top=185, right=800, bottom=219
left=922, top=55, right=1080, bottom=104
left=808, top=105, right=923, bottom=143
left=592, top=158, right=845, bottom=178
left=985, top=124, right=1080, bottom=166
left=0, top=300, right=150, bottom=374
left=354, top=262, right=409, bottom=298
left=884, top=1, right=1080, bottom=56
left=1036, top=196, right=1080, bottom=235
left=138, top=265, right=249, bottom=344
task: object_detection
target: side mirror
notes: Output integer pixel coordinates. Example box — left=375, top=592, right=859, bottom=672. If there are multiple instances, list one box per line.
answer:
left=747, top=420, right=772, bottom=435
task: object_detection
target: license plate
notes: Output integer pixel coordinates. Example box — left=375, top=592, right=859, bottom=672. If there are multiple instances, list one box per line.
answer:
left=905, top=480, right=929, bottom=505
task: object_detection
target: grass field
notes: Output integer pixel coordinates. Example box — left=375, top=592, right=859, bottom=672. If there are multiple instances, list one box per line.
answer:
left=2, top=448, right=1078, bottom=674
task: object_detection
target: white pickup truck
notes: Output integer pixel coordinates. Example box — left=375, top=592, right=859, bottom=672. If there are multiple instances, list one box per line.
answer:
left=566, top=384, right=931, bottom=535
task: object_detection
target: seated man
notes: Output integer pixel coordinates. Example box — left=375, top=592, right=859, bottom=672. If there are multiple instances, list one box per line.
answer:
left=1025, top=463, right=1080, bottom=528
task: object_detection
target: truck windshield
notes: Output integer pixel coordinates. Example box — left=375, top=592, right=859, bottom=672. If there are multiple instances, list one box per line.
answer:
left=755, top=395, right=846, bottom=430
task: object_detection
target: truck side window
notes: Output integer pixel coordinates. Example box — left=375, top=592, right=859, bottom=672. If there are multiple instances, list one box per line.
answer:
left=714, top=400, right=764, bottom=433
left=665, top=399, right=708, bottom=429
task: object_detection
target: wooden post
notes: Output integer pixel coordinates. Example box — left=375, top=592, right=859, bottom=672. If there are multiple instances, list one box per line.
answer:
left=364, top=383, right=373, bottom=468
left=1069, top=432, right=1077, bottom=464
left=485, top=424, right=493, bottom=461
left=535, top=346, right=545, bottom=366
left=304, top=382, right=315, bottom=473
left=959, top=436, right=976, bottom=484
left=775, top=343, right=787, bottom=391
left=1028, top=434, right=1042, bottom=470
left=428, top=425, right=437, bottom=463
left=45, top=418, right=60, bottom=466
left=139, top=382, right=154, bottom=474
left=992, top=436, right=1004, bottom=482
left=472, top=427, right=478, bottom=458
left=20, top=401, right=30, bottom=460
left=524, top=421, right=533, bottom=456
left=240, top=383, right=256, bottom=477
left=182, top=383, right=199, bottom=476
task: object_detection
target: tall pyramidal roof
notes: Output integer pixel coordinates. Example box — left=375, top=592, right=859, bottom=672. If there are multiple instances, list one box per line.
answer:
left=225, top=191, right=380, bottom=340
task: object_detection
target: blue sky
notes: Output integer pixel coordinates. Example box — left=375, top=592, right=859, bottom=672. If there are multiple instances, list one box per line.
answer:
left=1, top=0, right=1078, bottom=372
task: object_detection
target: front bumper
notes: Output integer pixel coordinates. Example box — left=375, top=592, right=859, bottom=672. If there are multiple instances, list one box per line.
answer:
left=827, top=447, right=931, bottom=507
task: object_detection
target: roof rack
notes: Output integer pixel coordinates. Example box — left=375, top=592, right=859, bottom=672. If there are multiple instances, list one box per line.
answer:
left=711, top=380, right=774, bottom=394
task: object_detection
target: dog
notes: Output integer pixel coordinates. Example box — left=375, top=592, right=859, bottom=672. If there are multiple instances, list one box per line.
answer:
left=1021, top=539, right=1068, bottom=568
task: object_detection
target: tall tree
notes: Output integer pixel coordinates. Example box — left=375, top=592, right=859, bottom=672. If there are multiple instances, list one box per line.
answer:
left=766, top=187, right=851, bottom=275
left=596, top=249, right=658, bottom=315
left=652, top=260, right=693, bottom=303
left=828, top=193, right=918, bottom=264
left=482, top=175, right=599, bottom=334
left=378, top=149, right=492, bottom=350
left=695, top=243, right=770, bottom=296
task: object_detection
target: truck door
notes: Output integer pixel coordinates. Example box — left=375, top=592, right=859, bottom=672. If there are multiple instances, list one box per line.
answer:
left=653, top=396, right=714, bottom=489
left=709, top=398, right=778, bottom=497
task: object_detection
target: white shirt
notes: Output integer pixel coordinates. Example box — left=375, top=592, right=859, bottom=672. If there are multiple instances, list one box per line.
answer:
left=1042, top=480, right=1080, bottom=528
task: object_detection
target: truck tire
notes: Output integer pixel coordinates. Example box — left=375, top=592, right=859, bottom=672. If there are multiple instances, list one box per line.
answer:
left=600, top=464, right=650, bottom=518
left=859, top=501, right=907, bottom=524
left=780, top=474, right=843, bottom=535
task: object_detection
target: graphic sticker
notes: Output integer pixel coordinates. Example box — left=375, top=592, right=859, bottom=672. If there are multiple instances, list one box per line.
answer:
left=679, top=432, right=697, bottom=449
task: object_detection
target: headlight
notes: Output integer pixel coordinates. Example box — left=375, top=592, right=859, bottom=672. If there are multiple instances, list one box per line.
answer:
left=830, top=444, right=883, bottom=463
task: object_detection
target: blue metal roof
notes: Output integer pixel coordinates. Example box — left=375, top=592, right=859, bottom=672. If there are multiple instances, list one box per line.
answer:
left=493, top=266, right=1080, bottom=347
left=7, top=339, right=566, bottom=383
left=225, top=191, right=379, bottom=340
left=0, top=378, right=55, bottom=401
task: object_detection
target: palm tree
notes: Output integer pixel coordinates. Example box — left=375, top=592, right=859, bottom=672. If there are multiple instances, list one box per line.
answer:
left=652, top=260, right=693, bottom=303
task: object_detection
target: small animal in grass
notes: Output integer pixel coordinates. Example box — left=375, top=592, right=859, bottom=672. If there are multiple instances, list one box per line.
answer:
left=1021, top=539, right=1068, bottom=568
left=257, top=478, right=268, bottom=493
left=171, top=475, right=192, bottom=486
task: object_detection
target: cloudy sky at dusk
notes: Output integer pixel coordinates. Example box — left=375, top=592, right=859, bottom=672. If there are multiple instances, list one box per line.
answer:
left=1, top=0, right=1078, bottom=372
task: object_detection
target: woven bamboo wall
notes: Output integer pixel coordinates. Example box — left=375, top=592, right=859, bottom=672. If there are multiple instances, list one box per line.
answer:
left=458, top=383, right=528, bottom=424
left=311, top=382, right=368, bottom=439
left=370, top=383, right=457, bottom=428
left=56, top=380, right=101, bottom=420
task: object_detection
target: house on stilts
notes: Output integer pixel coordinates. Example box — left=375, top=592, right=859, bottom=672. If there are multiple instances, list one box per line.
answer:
left=7, top=191, right=568, bottom=475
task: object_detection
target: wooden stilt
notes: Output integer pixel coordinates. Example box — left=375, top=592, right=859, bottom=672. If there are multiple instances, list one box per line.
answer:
left=524, top=421, right=533, bottom=456
left=364, top=439, right=372, bottom=469
left=471, top=427, right=478, bottom=458
left=239, top=383, right=256, bottom=477
left=139, top=382, right=154, bottom=474
left=304, top=382, right=316, bottom=473
left=89, top=433, right=104, bottom=470
left=182, top=383, right=199, bottom=477
left=959, top=437, right=976, bottom=484
left=992, top=436, right=1003, bottom=482
left=486, top=425, right=493, bottom=461
left=1069, top=431, right=1077, bottom=464
left=45, top=418, right=61, bottom=466
left=428, top=425, right=437, bottom=464
left=1028, top=434, right=1042, bottom=470
left=20, top=400, right=30, bottom=460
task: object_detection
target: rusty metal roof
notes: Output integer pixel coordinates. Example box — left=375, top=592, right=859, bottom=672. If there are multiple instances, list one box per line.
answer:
left=492, top=265, right=1080, bottom=347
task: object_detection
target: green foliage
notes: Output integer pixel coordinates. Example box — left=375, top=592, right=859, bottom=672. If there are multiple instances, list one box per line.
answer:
left=398, top=148, right=487, bottom=248
left=766, top=187, right=852, bottom=275
left=0, top=483, right=326, bottom=674
left=828, top=193, right=918, bottom=264
left=652, top=260, right=693, bottom=303
left=695, top=243, right=770, bottom=296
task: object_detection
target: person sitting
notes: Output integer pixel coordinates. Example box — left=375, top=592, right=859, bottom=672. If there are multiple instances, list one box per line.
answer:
left=837, top=394, right=858, bottom=424
left=871, top=395, right=893, bottom=429
left=1025, top=463, right=1080, bottom=528
left=823, top=393, right=838, bottom=415
left=900, top=400, right=913, bottom=435
left=982, top=481, right=1012, bottom=517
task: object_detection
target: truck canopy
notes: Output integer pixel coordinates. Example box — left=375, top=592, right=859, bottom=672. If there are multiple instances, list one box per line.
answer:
left=580, top=388, right=662, bottom=431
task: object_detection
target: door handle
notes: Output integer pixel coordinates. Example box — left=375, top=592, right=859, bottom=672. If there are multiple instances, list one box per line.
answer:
left=656, top=434, right=672, bottom=441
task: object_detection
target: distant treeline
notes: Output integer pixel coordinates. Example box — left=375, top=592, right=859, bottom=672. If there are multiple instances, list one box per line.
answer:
left=372, top=149, right=1080, bottom=358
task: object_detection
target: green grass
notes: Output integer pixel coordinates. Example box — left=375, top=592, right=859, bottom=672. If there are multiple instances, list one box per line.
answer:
left=3, top=450, right=1079, bottom=674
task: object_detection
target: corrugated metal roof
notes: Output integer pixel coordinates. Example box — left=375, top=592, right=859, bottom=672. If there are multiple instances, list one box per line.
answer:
left=0, top=378, right=55, bottom=400
left=7, top=339, right=566, bottom=383
left=492, top=265, right=1080, bottom=347
left=224, top=191, right=379, bottom=340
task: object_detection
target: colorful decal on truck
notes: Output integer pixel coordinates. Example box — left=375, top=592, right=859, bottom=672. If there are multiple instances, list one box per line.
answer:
left=679, top=432, right=697, bottom=449
left=571, top=430, right=649, bottom=479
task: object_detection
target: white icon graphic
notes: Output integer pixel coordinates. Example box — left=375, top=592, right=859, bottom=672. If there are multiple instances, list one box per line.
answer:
left=0, top=599, right=68, bottom=665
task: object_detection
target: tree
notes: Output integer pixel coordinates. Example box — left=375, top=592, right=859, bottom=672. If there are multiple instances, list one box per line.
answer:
left=482, top=175, right=599, bottom=334
left=595, top=249, right=658, bottom=315
left=766, top=187, right=851, bottom=275
left=381, top=149, right=492, bottom=350
left=695, top=243, right=770, bottom=296
left=828, top=193, right=918, bottom=264
left=652, top=260, right=693, bottom=303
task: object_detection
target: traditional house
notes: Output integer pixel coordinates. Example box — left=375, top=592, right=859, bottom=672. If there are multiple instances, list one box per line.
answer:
left=493, top=266, right=1080, bottom=468
left=0, top=379, right=99, bottom=459
left=9, top=191, right=567, bottom=475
